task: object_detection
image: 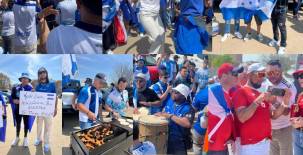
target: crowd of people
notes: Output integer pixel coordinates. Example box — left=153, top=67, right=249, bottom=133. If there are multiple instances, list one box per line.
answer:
left=0, top=0, right=101, bottom=54
left=218, top=0, right=302, bottom=54
left=132, top=53, right=209, bottom=154
left=102, top=0, right=212, bottom=54
left=206, top=60, right=303, bottom=155
left=0, top=68, right=58, bottom=153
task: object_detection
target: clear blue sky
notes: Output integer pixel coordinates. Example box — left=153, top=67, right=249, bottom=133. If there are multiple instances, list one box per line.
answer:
left=74, top=54, right=133, bottom=84
left=0, top=55, right=61, bottom=84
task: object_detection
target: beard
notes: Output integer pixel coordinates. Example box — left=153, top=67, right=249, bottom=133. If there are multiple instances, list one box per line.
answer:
left=250, top=81, right=262, bottom=89
left=137, top=85, right=146, bottom=92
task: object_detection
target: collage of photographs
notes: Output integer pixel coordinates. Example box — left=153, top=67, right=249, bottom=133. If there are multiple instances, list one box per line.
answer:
left=0, top=0, right=302, bottom=155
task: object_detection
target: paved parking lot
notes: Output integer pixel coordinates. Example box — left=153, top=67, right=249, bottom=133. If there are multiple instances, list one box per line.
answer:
left=209, top=11, right=303, bottom=54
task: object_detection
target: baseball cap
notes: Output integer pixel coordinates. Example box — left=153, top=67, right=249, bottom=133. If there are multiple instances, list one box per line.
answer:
left=217, top=63, right=234, bottom=78
left=247, top=63, right=265, bottom=73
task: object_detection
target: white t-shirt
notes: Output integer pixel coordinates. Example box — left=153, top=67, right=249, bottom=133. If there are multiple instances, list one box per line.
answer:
left=56, top=0, right=77, bottom=25
left=139, top=0, right=160, bottom=14
left=13, top=1, right=38, bottom=47
left=264, top=78, right=297, bottom=129
left=46, top=24, right=102, bottom=54
left=1, top=10, right=15, bottom=36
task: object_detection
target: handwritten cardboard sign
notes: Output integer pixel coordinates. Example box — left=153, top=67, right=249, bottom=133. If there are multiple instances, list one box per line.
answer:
left=19, top=91, right=56, bottom=117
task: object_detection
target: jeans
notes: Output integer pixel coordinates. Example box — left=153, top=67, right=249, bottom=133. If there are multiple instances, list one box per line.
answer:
left=293, top=129, right=303, bottom=155
left=139, top=12, right=165, bottom=54
left=293, top=0, right=302, bottom=16
left=160, top=7, right=171, bottom=29
left=224, top=20, right=240, bottom=34
left=79, top=121, right=94, bottom=130
left=271, top=9, right=287, bottom=47
left=2, top=35, right=14, bottom=54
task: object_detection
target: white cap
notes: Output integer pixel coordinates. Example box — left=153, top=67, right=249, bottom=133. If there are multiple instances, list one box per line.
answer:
left=135, top=73, right=147, bottom=80
left=247, top=63, right=265, bottom=73
left=172, top=84, right=190, bottom=98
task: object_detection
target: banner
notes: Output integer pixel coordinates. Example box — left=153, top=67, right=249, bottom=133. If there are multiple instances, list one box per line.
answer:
left=0, top=104, right=3, bottom=128
left=19, top=91, right=56, bottom=117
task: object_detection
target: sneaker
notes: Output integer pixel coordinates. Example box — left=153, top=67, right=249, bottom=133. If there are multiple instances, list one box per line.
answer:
left=221, top=33, right=231, bottom=42
left=277, top=47, right=286, bottom=54
left=23, top=137, right=29, bottom=147
left=11, top=137, right=20, bottom=146
left=244, top=33, right=252, bottom=41
left=34, top=139, right=41, bottom=146
left=44, top=144, right=50, bottom=153
left=139, top=33, right=144, bottom=37
left=234, top=32, right=243, bottom=39
left=268, top=39, right=279, bottom=47
left=257, top=34, right=263, bottom=42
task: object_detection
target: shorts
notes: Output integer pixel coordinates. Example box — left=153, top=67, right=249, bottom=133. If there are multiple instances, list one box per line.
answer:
left=245, top=15, right=262, bottom=25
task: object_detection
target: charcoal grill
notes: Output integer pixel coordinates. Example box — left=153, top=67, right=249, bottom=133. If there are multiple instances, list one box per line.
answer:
left=71, top=121, right=132, bottom=155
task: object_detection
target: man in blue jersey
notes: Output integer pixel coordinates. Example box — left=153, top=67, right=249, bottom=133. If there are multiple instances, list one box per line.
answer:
left=77, top=73, right=107, bottom=130
left=156, top=84, right=195, bottom=155
left=157, top=52, right=177, bottom=82
left=191, top=86, right=208, bottom=154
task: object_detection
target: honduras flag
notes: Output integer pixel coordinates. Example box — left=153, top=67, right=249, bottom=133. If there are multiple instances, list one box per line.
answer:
left=220, top=0, right=276, bottom=21
left=239, top=0, right=277, bottom=22
left=102, top=0, right=117, bottom=32
left=0, top=93, right=6, bottom=142
left=220, top=0, right=244, bottom=20
left=62, top=54, right=78, bottom=85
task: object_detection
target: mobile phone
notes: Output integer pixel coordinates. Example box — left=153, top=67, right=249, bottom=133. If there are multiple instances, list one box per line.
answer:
left=268, top=87, right=286, bottom=97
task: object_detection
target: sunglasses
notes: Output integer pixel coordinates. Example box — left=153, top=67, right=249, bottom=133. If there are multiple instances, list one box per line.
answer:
left=255, top=72, right=266, bottom=78
left=231, top=71, right=238, bottom=77
left=295, top=74, right=303, bottom=80
left=266, top=70, right=281, bottom=77
left=172, top=90, right=180, bottom=94
left=38, top=71, right=46, bottom=75
left=163, top=76, right=169, bottom=79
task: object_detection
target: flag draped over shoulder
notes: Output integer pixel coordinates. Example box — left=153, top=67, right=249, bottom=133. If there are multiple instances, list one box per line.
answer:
left=207, top=83, right=231, bottom=142
left=0, top=93, right=7, bottom=142
left=173, top=15, right=209, bottom=54
left=10, top=96, right=35, bottom=133
left=220, top=0, right=277, bottom=21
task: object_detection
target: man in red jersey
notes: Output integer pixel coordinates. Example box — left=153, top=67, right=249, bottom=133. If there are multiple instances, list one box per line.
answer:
left=207, top=63, right=239, bottom=155
left=232, top=63, right=292, bottom=155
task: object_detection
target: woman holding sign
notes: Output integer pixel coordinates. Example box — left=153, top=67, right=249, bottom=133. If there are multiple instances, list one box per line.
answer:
left=33, top=67, right=57, bottom=153
left=10, top=73, right=34, bottom=147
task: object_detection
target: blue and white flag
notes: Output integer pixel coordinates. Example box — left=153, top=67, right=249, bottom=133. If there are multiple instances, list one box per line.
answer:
left=102, top=0, right=117, bottom=32
left=220, top=0, right=276, bottom=21
left=0, top=93, right=6, bottom=142
left=62, top=54, right=78, bottom=85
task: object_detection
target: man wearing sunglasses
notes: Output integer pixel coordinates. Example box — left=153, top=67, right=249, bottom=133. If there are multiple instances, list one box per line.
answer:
left=151, top=70, right=172, bottom=114
left=156, top=84, right=195, bottom=155
left=263, top=60, right=296, bottom=155
left=232, top=63, right=292, bottom=155
left=77, top=73, right=107, bottom=130
left=207, top=63, right=238, bottom=155
left=133, top=73, right=161, bottom=115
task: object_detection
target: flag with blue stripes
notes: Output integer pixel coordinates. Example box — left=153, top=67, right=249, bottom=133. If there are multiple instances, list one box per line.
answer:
left=220, top=0, right=276, bottom=21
